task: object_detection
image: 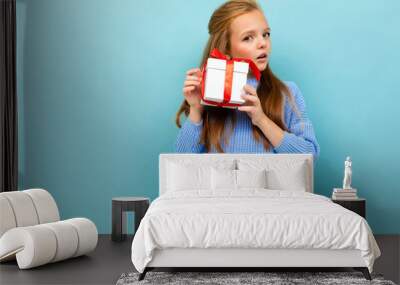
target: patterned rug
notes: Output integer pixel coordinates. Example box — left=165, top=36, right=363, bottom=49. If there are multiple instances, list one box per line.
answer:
left=116, top=271, right=396, bottom=285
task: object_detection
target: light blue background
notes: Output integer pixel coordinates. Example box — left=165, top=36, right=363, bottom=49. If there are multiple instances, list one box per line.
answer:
left=16, top=0, right=400, bottom=234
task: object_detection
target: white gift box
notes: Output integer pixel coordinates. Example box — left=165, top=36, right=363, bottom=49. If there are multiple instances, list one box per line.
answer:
left=201, top=58, right=249, bottom=107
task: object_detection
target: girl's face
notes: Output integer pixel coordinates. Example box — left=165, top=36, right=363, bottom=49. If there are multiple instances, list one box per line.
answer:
left=229, top=10, right=271, bottom=72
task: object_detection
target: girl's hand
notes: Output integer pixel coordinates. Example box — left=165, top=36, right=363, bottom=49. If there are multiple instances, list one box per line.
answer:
left=238, top=85, right=268, bottom=127
left=183, top=68, right=203, bottom=113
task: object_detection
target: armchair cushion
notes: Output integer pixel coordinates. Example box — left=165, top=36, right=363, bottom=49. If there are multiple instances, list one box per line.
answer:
left=0, top=218, right=97, bottom=269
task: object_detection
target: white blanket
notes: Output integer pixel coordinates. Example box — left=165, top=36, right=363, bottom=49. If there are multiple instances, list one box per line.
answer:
left=131, top=190, right=380, bottom=273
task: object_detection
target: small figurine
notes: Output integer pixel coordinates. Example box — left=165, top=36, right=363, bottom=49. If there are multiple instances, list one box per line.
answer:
left=342, top=156, right=352, bottom=189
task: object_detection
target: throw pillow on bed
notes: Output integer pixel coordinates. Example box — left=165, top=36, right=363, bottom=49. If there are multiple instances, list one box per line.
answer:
left=265, top=163, right=308, bottom=191
left=167, top=160, right=236, bottom=192
left=211, top=168, right=268, bottom=190
left=236, top=169, right=268, bottom=189
left=211, top=168, right=236, bottom=190
left=167, top=162, right=210, bottom=191
left=237, top=159, right=309, bottom=192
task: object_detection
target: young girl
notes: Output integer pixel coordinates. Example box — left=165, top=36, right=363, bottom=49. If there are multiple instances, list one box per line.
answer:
left=175, top=0, right=320, bottom=160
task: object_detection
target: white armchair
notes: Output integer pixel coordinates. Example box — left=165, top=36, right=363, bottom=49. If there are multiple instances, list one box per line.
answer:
left=0, top=188, right=98, bottom=269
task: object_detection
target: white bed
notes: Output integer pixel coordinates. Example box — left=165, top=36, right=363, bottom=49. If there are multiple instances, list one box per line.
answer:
left=131, top=154, right=380, bottom=280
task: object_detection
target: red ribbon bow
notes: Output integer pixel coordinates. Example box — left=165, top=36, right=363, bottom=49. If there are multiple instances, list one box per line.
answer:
left=201, top=48, right=261, bottom=107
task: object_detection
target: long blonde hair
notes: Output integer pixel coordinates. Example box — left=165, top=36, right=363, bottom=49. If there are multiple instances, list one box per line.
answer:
left=176, top=0, right=297, bottom=152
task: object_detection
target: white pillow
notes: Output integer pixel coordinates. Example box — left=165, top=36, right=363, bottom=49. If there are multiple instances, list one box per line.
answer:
left=238, top=159, right=309, bottom=192
left=167, top=159, right=236, bottom=192
left=211, top=168, right=268, bottom=190
left=236, top=169, right=267, bottom=189
left=211, top=168, right=236, bottom=190
left=265, top=163, right=308, bottom=191
left=167, top=162, right=210, bottom=191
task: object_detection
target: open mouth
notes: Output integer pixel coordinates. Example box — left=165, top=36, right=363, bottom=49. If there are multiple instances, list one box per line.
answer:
left=256, top=53, right=267, bottom=61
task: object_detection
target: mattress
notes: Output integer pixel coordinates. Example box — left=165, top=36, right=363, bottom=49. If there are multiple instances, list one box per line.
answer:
left=131, top=189, right=380, bottom=273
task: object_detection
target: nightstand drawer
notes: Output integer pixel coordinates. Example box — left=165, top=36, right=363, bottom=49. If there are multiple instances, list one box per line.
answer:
left=332, top=199, right=366, bottom=218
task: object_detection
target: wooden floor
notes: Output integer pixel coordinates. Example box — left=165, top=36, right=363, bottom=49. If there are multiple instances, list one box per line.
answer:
left=0, top=235, right=398, bottom=285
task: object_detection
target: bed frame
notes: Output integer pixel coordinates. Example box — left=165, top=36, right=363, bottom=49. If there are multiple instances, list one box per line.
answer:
left=138, top=154, right=371, bottom=280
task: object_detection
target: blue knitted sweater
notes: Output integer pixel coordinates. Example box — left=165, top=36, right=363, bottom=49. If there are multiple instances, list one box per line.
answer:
left=175, top=78, right=320, bottom=160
